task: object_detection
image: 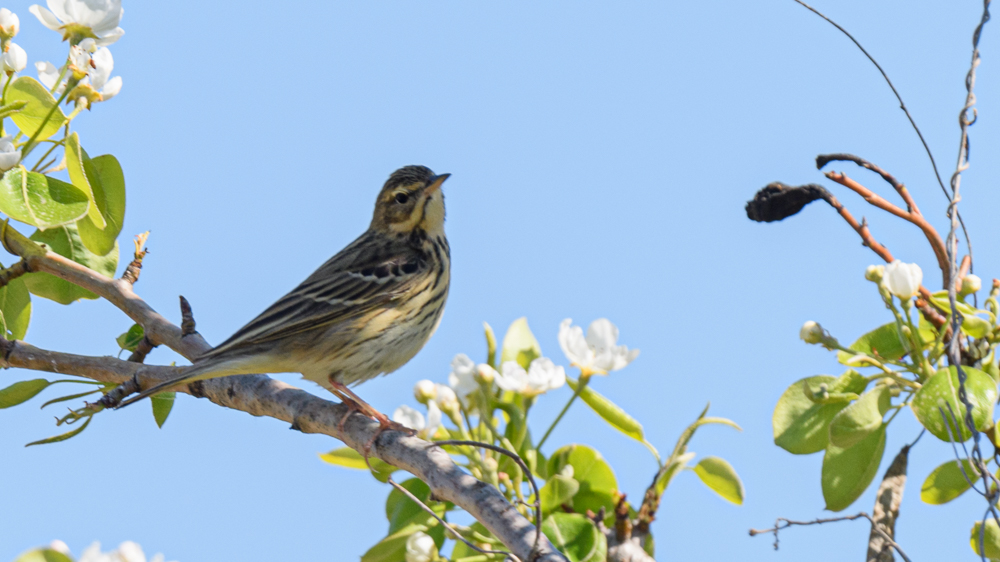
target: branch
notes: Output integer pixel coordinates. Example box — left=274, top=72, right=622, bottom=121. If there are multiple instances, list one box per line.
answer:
left=867, top=445, right=909, bottom=562
left=749, top=512, right=911, bottom=562
left=0, top=225, right=566, bottom=562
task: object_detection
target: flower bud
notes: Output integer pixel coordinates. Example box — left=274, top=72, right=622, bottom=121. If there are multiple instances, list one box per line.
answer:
left=961, top=274, right=982, bottom=296
left=800, top=321, right=825, bottom=344
left=435, top=383, right=459, bottom=413
left=413, top=379, right=436, bottom=404
left=0, top=9, right=19, bottom=39
left=2, top=42, right=25, bottom=73
left=475, top=363, right=497, bottom=384
left=865, top=264, right=885, bottom=283
left=884, top=260, right=923, bottom=299
left=0, top=135, right=21, bottom=172
left=404, top=531, right=436, bottom=562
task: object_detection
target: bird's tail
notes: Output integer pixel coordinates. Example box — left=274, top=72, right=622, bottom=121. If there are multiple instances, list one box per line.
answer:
left=116, top=361, right=229, bottom=409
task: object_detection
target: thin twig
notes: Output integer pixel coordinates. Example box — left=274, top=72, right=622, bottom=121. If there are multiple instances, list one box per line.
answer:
left=749, top=513, right=911, bottom=562
left=120, top=231, right=149, bottom=285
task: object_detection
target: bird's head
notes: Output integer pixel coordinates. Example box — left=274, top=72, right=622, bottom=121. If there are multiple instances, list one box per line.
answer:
left=371, top=165, right=450, bottom=236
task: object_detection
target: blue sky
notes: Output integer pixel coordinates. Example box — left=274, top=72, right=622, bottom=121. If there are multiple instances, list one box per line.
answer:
left=2, top=1, right=999, bottom=560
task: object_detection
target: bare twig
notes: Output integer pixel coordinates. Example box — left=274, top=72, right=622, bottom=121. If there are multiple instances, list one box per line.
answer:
left=0, top=259, right=29, bottom=287
left=126, top=336, right=156, bottom=364
left=179, top=296, right=198, bottom=338
left=750, top=512, right=911, bottom=562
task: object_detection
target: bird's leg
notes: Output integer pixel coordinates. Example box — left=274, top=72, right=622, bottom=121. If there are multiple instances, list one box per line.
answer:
left=328, top=378, right=415, bottom=455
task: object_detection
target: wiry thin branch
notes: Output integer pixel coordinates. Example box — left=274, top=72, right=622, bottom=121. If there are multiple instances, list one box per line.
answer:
left=749, top=513, right=911, bottom=562
left=0, top=225, right=567, bottom=562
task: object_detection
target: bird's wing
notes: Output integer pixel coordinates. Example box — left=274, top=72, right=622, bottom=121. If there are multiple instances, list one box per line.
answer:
left=200, top=235, right=428, bottom=359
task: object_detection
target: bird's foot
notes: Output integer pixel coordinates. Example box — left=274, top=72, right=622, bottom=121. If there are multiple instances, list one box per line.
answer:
left=364, top=410, right=416, bottom=458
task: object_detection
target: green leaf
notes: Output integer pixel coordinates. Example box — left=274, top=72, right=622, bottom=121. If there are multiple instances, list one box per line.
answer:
left=828, top=385, right=891, bottom=448
left=547, top=444, right=618, bottom=515
left=837, top=323, right=907, bottom=364
left=773, top=371, right=868, bottom=454
left=500, top=317, right=541, bottom=369
left=693, top=456, right=744, bottom=505
left=567, top=377, right=645, bottom=443
left=6, top=76, right=66, bottom=141
left=911, top=366, right=997, bottom=442
left=151, top=391, right=175, bottom=428
left=930, top=292, right=993, bottom=339
left=64, top=132, right=105, bottom=231
left=116, top=323, right=144, bottom=352
left=0, top=166, right=89, bottom=229
left=541, top=513, right=607, bottom=562
left=484, top=321, right=497, bottom=367
left=921, top=459, right=975, bottom=504
left=23, top=223, right=119, bottom=304
left=319, top=447, right=397, bottom=482
left=655, top=451, right=695, bottom=495
left=0, top=275, right=31, bottom=340
left=385, top=478, right=448, bottom=536
left=0, top=378, right=49, bottom=408
left=40, top=389, right=99, bottom=409
left=971, top=519, right=1000, bottom=561
left=822, top=425, right=886, bottom=511
left=539, top=473, right=581, bottom=514
left=75, top=154, right=126, bottom=256
left=14, top=548, right=74, bottom=562
left=25, top=415, right=92, bottom=446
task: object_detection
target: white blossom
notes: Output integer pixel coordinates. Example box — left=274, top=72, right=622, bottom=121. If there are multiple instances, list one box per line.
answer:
left=48, top=541, right=71, bottom=555
left=2, top=42, right=25, bottom=73
left=0, top=8, right=20, bottom=38
left=82, top=45, right=121, bottom=100
left=476, top=363, right=497, bottom=384
left=435, top=383, right=459, bottom=413
left=496, top=358, right=566, bottom=397
left=423, top=400, right=442, bottom=439
left=393, top=405, right=425, bottom=431
left=799, top=321, right=824, bottom=344
left=77, top=541, right=174, bottom=562
left=558, top=318, right=639, bottom=375
left=30, top=0, right=124, bottom=46
left=448, top=352, right=479, bottom=398
left=0, top=135, right=21, bottom=171
left=884, top=260, right=923, bottom=299
left=36, top=60, right=64, bottom=93
left=404, top=531, right=436, bottom=562
left=962, top=274, right=982, bottom=295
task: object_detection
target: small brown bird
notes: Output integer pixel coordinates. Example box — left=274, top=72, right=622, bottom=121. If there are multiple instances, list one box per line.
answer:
left=121, top=166, right=451, bottom=436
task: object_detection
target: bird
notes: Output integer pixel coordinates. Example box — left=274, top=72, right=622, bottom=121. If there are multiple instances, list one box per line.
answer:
left=118, top=165, right=451, bottom=440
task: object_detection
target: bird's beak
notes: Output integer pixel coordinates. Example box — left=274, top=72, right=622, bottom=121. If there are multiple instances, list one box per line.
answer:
left=426, top=173, right=450, bottom=195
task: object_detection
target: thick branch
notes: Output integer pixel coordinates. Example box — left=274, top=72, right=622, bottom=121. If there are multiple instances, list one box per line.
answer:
left=0, top=224, right=566, bottom=562
left=867, top=445, right=908, bottom=562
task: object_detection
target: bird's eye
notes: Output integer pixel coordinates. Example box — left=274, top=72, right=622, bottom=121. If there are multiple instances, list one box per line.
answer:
left=394, top=192, right=410, bottom=204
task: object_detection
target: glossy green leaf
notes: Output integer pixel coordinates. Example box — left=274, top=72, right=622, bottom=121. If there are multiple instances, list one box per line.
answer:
left=828, top=385, right=891, bottom=449
left=773, top=371, right=868, bottom=454
left=500, top=317, right=541, bottom=369
left=921, top=459, right=975, bottom=504
left=25, top=415, right=92, bottom=446
left=23, top=224, right=119, bottom=304
left=693, top=456, right=744, bottom=505
left=971, top=519, right=1000, bottom=561
left=319, top=447, right=397, bottom=482
left=151, top=391, right=175, bottom=428
left=547, top=444, right=618, bottom=515
left=76, top=154, right=126, bottom=256
left=13, top=548, right=74, bottom=562
left=822, top=425, right=886, bottom=511
left=0, top=166, right=89, bottom=229
left=541, top=513, right=607, bottom=562
left=911, top=366, right=997, bottom=442
left=116, top=323, right=144, bottom=352
left=385, top=478, right=448, bottom=536
left=0, top=275, right=31, bottom=340
left=6, top=76, right=66, bottom=141
left=929, top=292, right=993, bottom=339
left=540, top=473, right=580, bottom=514
left=837, top=323, right=907, bottom=364
left=0, top=378, right=49, bottom=408
left=567, top=377, right=644, bottom=443
left=64, top=132, right=105, bottom=230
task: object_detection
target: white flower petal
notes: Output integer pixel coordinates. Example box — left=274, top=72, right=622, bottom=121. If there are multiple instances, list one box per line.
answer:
left=3, top=43, right=26, bottom=72
left=558, top=319, right=591, bottom=367
left=29, top=5, right=62, bottom=30
left=0, top=149, right=21, bottom=171
left=99, top=75, right=121, bottom=100
left=525, top=357, right=565, bottom=395
left=115, top=541, right=146, bottom=562
left=421, top=401, right=442, bottom=439
left=404, top=531, right=436, bottom=562
left=392, top=405, right=425, bottom=431
left=45, top=0, right=72, bottom=24
left=884, top=260, right=923, bottom=299
left=586, top=318, right=619, bottom=350
left=94, top=26, right=123, bottom=46
left=89, top=46, right=112, bottom=89
left=496, top=361, right=528, bottom=393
